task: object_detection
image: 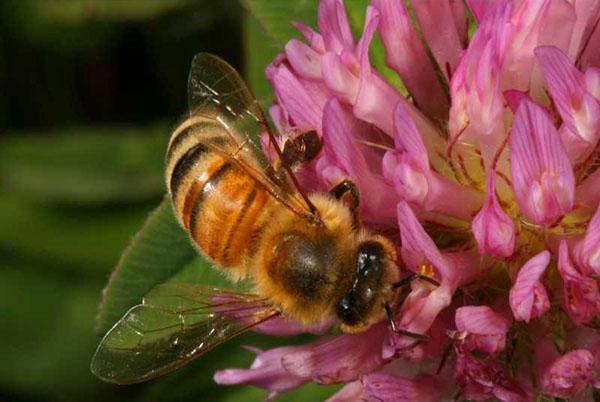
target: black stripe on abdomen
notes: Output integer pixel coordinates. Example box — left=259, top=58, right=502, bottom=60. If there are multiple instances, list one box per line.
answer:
left=188, top=162, right=233, bottom=237
left=169, top=143, right=208, bottom=196
left=166, top=119, right=222, bottom=162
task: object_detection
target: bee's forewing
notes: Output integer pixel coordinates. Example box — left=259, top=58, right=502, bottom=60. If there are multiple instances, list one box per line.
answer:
left=186, top=53, right=321, bottom=223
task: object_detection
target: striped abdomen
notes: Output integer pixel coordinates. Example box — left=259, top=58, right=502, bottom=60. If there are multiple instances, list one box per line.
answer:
left=165, top=114, right=272, bottom=277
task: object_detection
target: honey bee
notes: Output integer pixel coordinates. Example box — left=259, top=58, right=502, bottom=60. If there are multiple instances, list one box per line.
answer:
left=91, top=53, right=434, bottom=385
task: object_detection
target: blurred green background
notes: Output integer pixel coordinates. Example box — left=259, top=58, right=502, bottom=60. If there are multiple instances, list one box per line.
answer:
left=0, top=1, right=345, bottom=401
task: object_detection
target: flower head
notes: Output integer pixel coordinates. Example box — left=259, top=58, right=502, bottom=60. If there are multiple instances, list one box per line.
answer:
left=220, top=0, right=600, bottom=399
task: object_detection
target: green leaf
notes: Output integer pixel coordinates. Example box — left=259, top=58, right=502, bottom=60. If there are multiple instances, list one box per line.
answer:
left=243, top=0, right=318, bottom=48
left=243, top=9, right=279, bottom=102
left=0, top=262, right=105, bottom=398
left=29, top=0, right=194, bottom=23
left=0, top=193, right=153, bottom=271
left=0, top=126, right=167, bottom=205
left=95, top=198, right=195, bottom=335
left=95, top=197, right=252, bottom=336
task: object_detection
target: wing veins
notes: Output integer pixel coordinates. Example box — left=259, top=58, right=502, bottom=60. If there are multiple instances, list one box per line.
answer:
left=187, top=53, right=322, bottom=225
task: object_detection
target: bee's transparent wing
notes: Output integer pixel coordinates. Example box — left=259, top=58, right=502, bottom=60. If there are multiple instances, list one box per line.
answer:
left=91, top=283, right=279, bottom=384
left=187, top=52, right=269, bottom=166
left=187, top=53, right=321, bottom=223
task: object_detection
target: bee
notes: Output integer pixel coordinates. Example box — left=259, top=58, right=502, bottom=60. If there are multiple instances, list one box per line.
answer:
left=91, top=53, right=434, bottom=385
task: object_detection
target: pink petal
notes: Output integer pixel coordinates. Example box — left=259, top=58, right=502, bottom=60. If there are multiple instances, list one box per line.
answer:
left=325, top=380, right=365, bottom=402
left=320, top=52, right=359, bottom=104
left=214, top=346, right=307, bottom=395
left=448, top=3, right=510, bottom=165
left=387, top=105, right=484, bottom=220
left=362, top=373, right=444, bottom=402
left=281, top=323, right=388, bottom=384
left=535, top=46, right=586, bottom=123
left=449, top=0, right=468, bottom=45
left=540, top=349, right=594, bottom=399
left=466, top=0, right=494, bottom=23
left=351, top=5, right=442, bottom=150
left=535, top=46, right=600, bottom=159
left=252, top=316, right=331, bottom=337
left=537, top=0, right=575, bottom=56
left=267, top=104, right=292, bottom=138
left=411, top=0, right=464, bottom=76
left=393, top=103, right=429, bottom=170
left=557, top=240, right=600, bottom=325
left=371, top=0, right=448, bottom=120
left=317, top=0, right=354, bottom=54
left=415, top=169, right=485, bottom=220
left=267, top=63, right=326, bottom=132
left=455, top=305, right=510, bottom=354
left=585, top=67, right=600, bottom=100
left=454, top=348, right=530, bottom=402
left=579, top=12, right=600, bottom=69
left=352, top=6, right=405, bottom=136
left=501, top=0, right=552, bottom=93
left=318, top=98, right=397, bottom=224
left=291, top=21, right=325, bottom=53
left=382, top=105, right=431, bottom=206
left=397, top=201, right=482, bottom=287
left=565, top=0, right=600, bottom=61
left=576, top=166, right=600, bottom=207
left=509, top=98, right=575, bottom=225
left=471, top=170, right=516, bottom=259
left=528, top=0, right=575, bottom=98
left=284, top=39, right=322, bottom=80
left=397, top=201, right=451, bottom=278
left=593, top=340, right=600, bottom=389
left=503, top=89, right=529, bottom=113
left=382, top=151, right=429, bottom=205
left=574, top=204, right=600, bottom=276
left=509, top=250, right=551, bottom=323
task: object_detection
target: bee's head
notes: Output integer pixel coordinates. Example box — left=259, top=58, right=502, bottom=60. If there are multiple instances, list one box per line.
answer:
left=335, top=238, right=399, bottom=332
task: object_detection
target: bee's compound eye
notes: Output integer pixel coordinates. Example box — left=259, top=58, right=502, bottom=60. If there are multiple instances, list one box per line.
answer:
left=356, top=241, right=384, bottom=279
left=336, top=293, right=360, bottom=326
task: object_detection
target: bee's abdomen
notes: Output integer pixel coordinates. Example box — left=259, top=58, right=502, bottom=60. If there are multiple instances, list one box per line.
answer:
left=165, top=115, right=271, bottom=276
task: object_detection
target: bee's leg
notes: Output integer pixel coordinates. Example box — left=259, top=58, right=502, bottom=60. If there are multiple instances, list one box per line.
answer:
left=329, top=179, right=359, bottom=226
left=385, top=272, right=438, bottom=341
left=281, top=130, right=322, bottom=166
left=392, top=273, right=440, bottom=289
left=384, top=304, right=427, bottom=340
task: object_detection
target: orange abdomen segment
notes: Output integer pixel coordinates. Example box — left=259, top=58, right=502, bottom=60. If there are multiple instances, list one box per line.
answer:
left=165, top=114, right=274, bottom=277
left=187, top=162, right=270, bottom=269
left=168, top=150, right=271, bottom=279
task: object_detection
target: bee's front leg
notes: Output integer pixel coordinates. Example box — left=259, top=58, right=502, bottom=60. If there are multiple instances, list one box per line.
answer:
left=384, top=303, right=428, bottom=340
left=329, top=179, right=359, bottom=227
